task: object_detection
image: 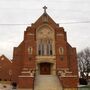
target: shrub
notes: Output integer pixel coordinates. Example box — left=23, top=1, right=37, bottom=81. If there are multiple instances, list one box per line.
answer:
left=79, top=78, right=88, bottom=85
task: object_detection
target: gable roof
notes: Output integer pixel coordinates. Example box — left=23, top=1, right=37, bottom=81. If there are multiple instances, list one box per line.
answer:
left=31, top=12, right=59, bottom=29
left=0, top=55, right=12, bottom=63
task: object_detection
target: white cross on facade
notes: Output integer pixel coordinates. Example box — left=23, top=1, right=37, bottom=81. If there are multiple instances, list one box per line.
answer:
left=43, top=6, right=47, bottom=13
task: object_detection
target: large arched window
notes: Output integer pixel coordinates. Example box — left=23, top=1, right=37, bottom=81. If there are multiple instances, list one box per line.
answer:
left=36, top=25, right=55, bottom=56
left=37, top=39, right=53, bottom=56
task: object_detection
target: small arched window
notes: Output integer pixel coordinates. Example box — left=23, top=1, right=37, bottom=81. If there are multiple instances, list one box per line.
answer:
left=28, top=47, right=33, bottom=54
left=59, top=47, right=64, bottom=55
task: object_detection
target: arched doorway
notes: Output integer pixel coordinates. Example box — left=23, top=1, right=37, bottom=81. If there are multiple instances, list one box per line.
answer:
left=40, top=63, right=51, bottom=75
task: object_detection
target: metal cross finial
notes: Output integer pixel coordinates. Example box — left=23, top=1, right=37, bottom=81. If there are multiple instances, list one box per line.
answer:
left=43, top=6, right=47, bottom=13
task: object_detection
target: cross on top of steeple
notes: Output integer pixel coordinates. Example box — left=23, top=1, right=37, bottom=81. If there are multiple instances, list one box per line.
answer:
left=43, top=6, right=47, bottom=13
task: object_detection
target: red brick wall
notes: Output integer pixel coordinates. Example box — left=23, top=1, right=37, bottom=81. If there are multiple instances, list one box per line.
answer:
left=18, top=77, right=34, bottom=88
left=12, top=42, right=24, bottom=82
left=0, top=55, right=12, bottom=81
left=55, top=28, right=68, bottom=69
left=60, top=77, right=78, bottom=88
left=23, top=28, right=36, bottom=69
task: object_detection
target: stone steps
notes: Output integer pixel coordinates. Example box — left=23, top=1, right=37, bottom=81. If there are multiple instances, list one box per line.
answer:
left=34, top=75, right=63, bottom=90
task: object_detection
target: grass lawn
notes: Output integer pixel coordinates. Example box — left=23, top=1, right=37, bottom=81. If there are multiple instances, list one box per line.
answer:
left=80, top=85, right=90, bottom=88
left=79, top=85, right=90, bottom=88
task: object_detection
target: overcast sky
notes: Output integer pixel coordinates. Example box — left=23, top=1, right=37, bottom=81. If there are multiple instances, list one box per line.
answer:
left=0, top=0, right=90, bottom=59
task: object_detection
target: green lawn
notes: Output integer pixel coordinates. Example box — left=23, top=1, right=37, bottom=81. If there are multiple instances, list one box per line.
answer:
left=78, top=85, right=90, bottom=90
left=80, top=85, right=90, bottom=88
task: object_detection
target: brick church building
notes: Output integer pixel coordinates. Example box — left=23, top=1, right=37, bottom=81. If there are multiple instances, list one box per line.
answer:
left=0, top=6, right=78, bottom=90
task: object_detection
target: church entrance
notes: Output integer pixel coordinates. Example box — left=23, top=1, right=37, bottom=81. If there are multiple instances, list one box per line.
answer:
left=40, top=63, right=51, bottom=75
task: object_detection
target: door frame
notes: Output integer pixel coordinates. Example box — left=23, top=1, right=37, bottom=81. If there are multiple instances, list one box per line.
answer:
left=40, top=63, right=51, bottom=75
left=36, top=60, right=56, bottom=75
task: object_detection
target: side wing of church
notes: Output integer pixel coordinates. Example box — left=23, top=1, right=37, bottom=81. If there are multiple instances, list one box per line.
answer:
left=0, top=55, right=12, bottom=81
left=12, top=7, right=78, bottom=90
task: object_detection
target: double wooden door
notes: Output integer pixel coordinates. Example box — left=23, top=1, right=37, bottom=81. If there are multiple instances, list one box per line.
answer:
left=40, top=63, right=51, bottom=75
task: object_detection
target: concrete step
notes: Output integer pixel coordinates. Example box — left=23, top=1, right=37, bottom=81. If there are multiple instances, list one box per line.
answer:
left=34, top=75, right=63, bottom=90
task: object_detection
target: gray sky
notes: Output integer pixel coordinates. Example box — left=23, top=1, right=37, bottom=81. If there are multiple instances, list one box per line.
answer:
left=0, top=0, right=90, bottom=59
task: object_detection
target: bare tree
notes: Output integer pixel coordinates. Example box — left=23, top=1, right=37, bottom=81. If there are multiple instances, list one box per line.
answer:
left=77, top=47, right=90, bottom=81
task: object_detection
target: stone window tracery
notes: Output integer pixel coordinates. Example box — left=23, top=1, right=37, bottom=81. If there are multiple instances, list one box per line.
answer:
left=36, top=26, right=55, bottom=56
left=37, top=39, right=53, bottom=56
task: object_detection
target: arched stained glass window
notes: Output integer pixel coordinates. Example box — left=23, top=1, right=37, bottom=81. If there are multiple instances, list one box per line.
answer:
left=37, top=39, right=53, bottom=56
